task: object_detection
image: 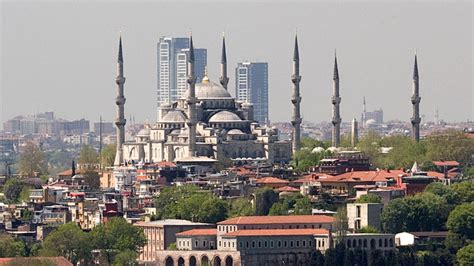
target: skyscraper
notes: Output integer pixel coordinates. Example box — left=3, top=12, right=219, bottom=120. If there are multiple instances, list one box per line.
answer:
left=157, top=37, right=206, bottom=118
left=235, top=62, right=269, bottom=124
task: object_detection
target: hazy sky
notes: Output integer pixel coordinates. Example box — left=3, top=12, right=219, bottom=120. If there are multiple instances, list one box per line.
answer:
left=1, top=1, right=472, bottom=126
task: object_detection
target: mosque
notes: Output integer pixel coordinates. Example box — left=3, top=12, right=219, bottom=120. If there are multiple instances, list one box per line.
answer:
left=113, top=35, right=295, bottom=165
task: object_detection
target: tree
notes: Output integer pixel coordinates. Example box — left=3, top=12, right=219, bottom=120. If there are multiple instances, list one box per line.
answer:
left=83, top=170, right=100, bottom=190
left=355, top=194, right=382, bottom=204
left=228, top=198, right=254, bottom=217
left=40, top=222, right=92, bottom=265
left=377, top=135, right=427, bottom=169
left=456, top=243, right=474, bottom=266
left=17, top=141, right=46, bottom=177
left=424, top=130, right=474, bottom=165
left=357, top=130, right=382, bottom=166
left=269, top=194, right=312, bottom=216
left=424, top=182, right=460, bottom=205
left=334, top=207, right=348, bottom=240
left=0, top=234, right=25, bottom=257
left=78, top=145, right=99, bottom=167
left=254, top=187, right=279, bottom=215
left=314, top=192, right=336, bottom=211
left=3, top=179, right=25, bottom=203
left=310, top=250, right=325, bottom=265
left=291, top=137, right=331, bottom=172
left=446, top=202, right=474, bottom=247
left=91, top=217, right=146, bottom=265
left=154, top=185, right=229, bottom=223
left=113, top=249, right=138, bottom=266
left=100, top=144, right=116, bottom=169
left=451, top=181, right=474, bottom=204
left=381, top=192, right=449, bottom=233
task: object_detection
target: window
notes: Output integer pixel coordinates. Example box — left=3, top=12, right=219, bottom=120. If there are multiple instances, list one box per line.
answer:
left=258, top=241, right=261, bottom=248
left=239, top=242, right=243, bottom=248
left=384, top=239, right=388, bottom=247
left=278, top=241, right=281, bottom=247
left=264, top=241, right=268, bottom=248
left=389, top=239, right=393, bottom=247
left=203, top=241, right=206, bottom=247
left=303, top=240, right=306, bottom=247
left=271, top=241, right=274, bottom=248
left=284, top=241, right=288, bottom=247
left=356, top=206, right=361, bottom=218
left=219, top=241, right=221, bottom=247
left=296, top=241, right=299, bottom=247
left=252, top=241, right=255, bottom=248
left=379, top=239, right=382, bottom=247
left=246, top=242, right=249, bottom=248
left=195, top=241, right=198, bottom=247
left=363, top=239, right=367, bottom=248
left=290, top=241, right=294, bottom=247
left=224, top=242, right=226, bottom=248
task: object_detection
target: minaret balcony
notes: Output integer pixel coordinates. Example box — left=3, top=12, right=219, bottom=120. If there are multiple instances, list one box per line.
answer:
left=332, top=118, right=341, bottom=125
left=411, top=117, right=421, bottom=124
left=291, top=75, right=301, bottom=83
left=115, top=77, right=126, bottom=85
left=115, top=97, right=126, bottom=105
left=291, top=97, right=301, bottom=104
left=115, top=119, right=126, bottom=126
left=411, top=96, right=421, bottom=104
left=331, top=97, right=341, bottom=104
left=187, top=76, right=197, bottom=84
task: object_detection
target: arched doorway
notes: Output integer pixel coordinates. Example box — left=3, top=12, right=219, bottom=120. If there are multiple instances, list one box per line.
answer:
left=213, top=256, right=222, bottom=266
left=178, top=257, right=185, bottom=266
left=165, top=257, right=174, bottom=266
left=225, top=256, right=233, bottom=266
left=189, top=256, right=197, bottom=266
left=202, top=256, right=210, bottom=266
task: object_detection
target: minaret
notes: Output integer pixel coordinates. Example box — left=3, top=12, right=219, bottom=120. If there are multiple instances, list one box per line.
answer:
left=114, top=36, right=126, bottom=166
left=411, top=53, right=421, bottom=142
left=332, top=52, right=341, bottom=147
left=362, top=97, right=367, bottom=128
left=351, top=118, right=358, bottom=147
left=219, top=34, right=229, bottom=90
left=186, top=35, right=197, bottom=157
left=291, top=34, right=302, bottom=155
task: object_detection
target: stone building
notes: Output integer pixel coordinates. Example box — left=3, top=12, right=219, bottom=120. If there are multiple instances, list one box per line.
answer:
left=347, top=203, right=384, bottom=231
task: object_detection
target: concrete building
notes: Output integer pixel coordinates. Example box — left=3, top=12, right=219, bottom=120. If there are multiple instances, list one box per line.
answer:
left=235, top=62, right=269, bottom=124
left=157, top=37, right=207, bottom=117
left=347, top=203, right=384, bottom=231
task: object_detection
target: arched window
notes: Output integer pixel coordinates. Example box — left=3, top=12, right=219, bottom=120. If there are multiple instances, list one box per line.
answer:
left=384, top=239, right=388, bottom=247
left=379, top=239, right=383, bottom=247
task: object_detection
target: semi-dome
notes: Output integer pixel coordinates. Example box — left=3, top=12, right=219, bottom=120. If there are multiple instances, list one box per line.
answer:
left=182, top=75, right=232, bottom=99
left=227, top=129, right=245, bottom=135
left=137, top=128, right=150, bottom=136
left=161, top=110, right=186, bottom=123
left=209, top=111, right=242, bottom=122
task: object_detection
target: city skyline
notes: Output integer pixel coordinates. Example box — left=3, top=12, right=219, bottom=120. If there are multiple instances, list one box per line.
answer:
left=1, top=2, right=472, bottom=127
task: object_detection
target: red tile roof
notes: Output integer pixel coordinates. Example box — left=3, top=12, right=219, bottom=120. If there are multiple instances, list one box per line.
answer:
left=277, top=186, right=300, bottom=192
left=218, top=215, right=335, bottom=225
left=256, top=177, right=289, bottom=184
left=432, top=161, right=460, bottom=167
left=320, top=170, right=406, bottom=183
left=293, top=173, right=334, bottom=184
left=223, top=228, right=328, bottom=237
left=176, top=228, right=217, bottom=236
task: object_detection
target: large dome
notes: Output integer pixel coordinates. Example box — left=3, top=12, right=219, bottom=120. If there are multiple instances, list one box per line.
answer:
left=209, top=111, right=242, bottom=122
left=182, top=78, right=232, bottom=99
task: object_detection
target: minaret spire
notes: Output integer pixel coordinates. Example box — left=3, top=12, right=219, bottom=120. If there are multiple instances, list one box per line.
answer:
left=291, top=34, right=302, bottom=155
left=411, top=52, right=421, bottom=142
left=186, top=34, right=197, bottom=157
left=219, top=33, right=229, bottom=90
left=114, top=35, right=126, bottom=166
left=331, top=51, right=341, bottom=147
